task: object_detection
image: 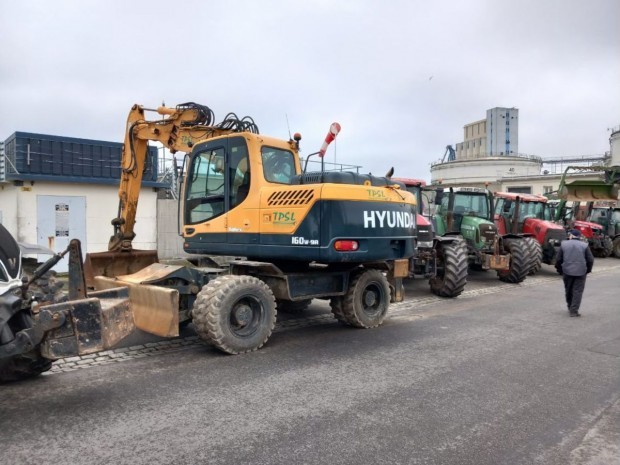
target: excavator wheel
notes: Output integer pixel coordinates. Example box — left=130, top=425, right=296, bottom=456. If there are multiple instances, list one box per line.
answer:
left=613, top=237, right=620, bottom=258
left=329, top=297, right=350, bottom=326
left=0, top=311, right=52, bottom=383
left=192, top=275, right=277, bottom=354
left=497, top=238, right=530, bottom=284
left=276, top=299, right=312, bottom=314
left=524, top=237, right=543, bottom=275
left=429, top=238, right=468, bottom=298
left=341, top=269, right=390, bottom=328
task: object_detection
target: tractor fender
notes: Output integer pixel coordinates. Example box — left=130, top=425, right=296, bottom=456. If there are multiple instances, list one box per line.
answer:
left=434, top=232, right=462, bottom=243
left=501, top=233, right=526, bottom=240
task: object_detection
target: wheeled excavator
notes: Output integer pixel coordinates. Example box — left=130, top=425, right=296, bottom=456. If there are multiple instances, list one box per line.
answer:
left=83, top=102, right=418, bottom=355
left=1, top=102, right=418, bottom=380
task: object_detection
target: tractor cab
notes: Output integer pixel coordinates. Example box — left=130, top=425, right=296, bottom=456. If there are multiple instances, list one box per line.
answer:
left=493, top=192, right=566, bottom=265
left=589, top=203, right=620, bottom=237
left=435, top=187, right=492, bottom=240
left=493, top=193, right=554, bottom=238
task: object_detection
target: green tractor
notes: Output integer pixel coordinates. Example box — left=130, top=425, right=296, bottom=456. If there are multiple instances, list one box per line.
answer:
left=433, top=187, right=532, bottom=283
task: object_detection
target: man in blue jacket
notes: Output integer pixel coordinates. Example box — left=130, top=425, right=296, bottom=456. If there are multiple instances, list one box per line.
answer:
left=555, top=229, right=594, bottom=317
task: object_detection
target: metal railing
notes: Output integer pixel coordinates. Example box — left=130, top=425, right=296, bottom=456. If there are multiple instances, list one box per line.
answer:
left=430, top=152, right=543, bottom=167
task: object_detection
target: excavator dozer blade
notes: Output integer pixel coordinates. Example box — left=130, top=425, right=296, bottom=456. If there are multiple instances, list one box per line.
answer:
left=83, top=249, right=159, bottom=288
left=40, top=286, right=136, bottom=360
left=94, top=276, right=180, bottom=338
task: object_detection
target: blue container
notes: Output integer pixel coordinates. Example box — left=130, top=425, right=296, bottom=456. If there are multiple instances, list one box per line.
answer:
left=2, top=132, right=162, bottom=187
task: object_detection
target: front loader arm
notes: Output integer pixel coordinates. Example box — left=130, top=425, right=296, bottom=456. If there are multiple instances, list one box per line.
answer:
left=109, top=103, right=236, bottom=252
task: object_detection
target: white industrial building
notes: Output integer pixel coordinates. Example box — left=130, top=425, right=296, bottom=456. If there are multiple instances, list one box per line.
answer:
left=432, top=108, right=618, bottom=195
left=0, top=132, right=163, bottom=271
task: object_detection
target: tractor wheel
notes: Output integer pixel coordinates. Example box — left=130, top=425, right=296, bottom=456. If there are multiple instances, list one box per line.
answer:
left=276, top=299, right=312, bottom=314
left=497, top=238, right=529, bottom=284
left=192, top=275, right=277, bottom=354
left=524, top=237, right=543, bottom=275
left=0, top=311, right=52, bottom=383
left=341, top=269, right=390, bottom=328
left=602, top=237, right=614, bottom=257
left=429, top=239, right=468, bottom=298
left=329, top=297, right=350, bottom=326
left=613, top=237, right=620, bottom=258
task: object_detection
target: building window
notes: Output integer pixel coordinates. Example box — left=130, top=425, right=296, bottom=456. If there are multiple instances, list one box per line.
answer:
left=543, top=186, right=553, bottom=194
left=507, top=186, right=532, bottom=194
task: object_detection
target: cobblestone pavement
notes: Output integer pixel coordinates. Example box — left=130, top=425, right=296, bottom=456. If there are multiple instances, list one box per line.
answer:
left=45, top=265, right=620, bottom=376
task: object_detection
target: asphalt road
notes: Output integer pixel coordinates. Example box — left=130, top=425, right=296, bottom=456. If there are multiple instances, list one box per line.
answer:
left=1, top=262, right=619, bottom=465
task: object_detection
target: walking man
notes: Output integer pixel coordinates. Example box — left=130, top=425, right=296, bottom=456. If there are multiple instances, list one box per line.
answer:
left=555, top=229, right=594, bottom=317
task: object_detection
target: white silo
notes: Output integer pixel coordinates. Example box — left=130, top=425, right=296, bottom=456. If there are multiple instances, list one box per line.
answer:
left=610, top=126, right=620, bottom=166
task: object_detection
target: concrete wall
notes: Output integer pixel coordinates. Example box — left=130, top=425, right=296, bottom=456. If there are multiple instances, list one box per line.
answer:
left=431, top=156, right=542, bottom=186
left=432, top=173, right=605, bottom=197
left=157, top=199, right=185, bottom=259
left=0, top=181, right=157, bottom=253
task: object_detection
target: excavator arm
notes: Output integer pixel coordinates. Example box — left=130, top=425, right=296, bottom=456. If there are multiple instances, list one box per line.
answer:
left=109, top=102, right=238, bottom=251
left=85, top=102, right=258, bottom=287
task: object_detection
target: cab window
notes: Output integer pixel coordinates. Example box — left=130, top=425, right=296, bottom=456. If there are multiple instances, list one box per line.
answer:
left=229, top=141, right=250, bottom=207
left=185, top=147, right=226, bottom=224
left=446, top=193, right=489, bottom=218
left=262, top=147, right=295, bottom=184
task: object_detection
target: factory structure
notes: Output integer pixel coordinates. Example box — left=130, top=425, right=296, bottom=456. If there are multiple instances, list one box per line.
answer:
left=431, top=107, right=619, bottom=195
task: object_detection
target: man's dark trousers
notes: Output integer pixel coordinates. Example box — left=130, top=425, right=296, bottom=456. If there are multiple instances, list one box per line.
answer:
left=563, top=274, right=586, bottom=314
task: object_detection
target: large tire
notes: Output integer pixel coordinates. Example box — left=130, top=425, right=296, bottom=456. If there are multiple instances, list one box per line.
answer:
left=497, top=238, right=529, bottom=284
left=276, top=299, right=312, bottom=314
left=429, top=239, right=468, bottom=298
left=0, top=311, right=52, bottom=383
left=341, top=269, right=390, bottom=328
left=330, top=297, right=350, bottom=326
left=602, top=237, right=613, bottom=257
left=192, top=275, right=277, bottom=354
left=613, top=237, right=620, bottom=258
left=524, top=237, right=543, bottom=275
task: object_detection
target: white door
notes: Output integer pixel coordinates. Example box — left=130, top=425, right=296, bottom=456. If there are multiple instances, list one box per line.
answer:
left=36, top=195, right=87, bottom=272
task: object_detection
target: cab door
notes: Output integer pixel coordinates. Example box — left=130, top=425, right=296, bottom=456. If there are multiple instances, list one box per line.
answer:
left=182, top=136, right=252, bottom=245
left=183, top=139, right=229, bottom=243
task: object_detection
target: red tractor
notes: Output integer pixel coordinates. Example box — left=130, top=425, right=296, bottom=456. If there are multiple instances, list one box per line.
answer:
left=555, top=202, right=613, bottom=257
left=393, top=178, right=468, bottom=297
left=493, top=192, right=566, bottom=273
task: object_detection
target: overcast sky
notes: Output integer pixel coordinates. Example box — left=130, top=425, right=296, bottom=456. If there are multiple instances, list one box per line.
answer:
left=1, top=0, right=618, bottom=180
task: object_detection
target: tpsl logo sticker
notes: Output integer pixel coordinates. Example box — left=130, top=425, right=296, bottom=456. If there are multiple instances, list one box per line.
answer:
left=273, top=211, right=296, bottom=225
